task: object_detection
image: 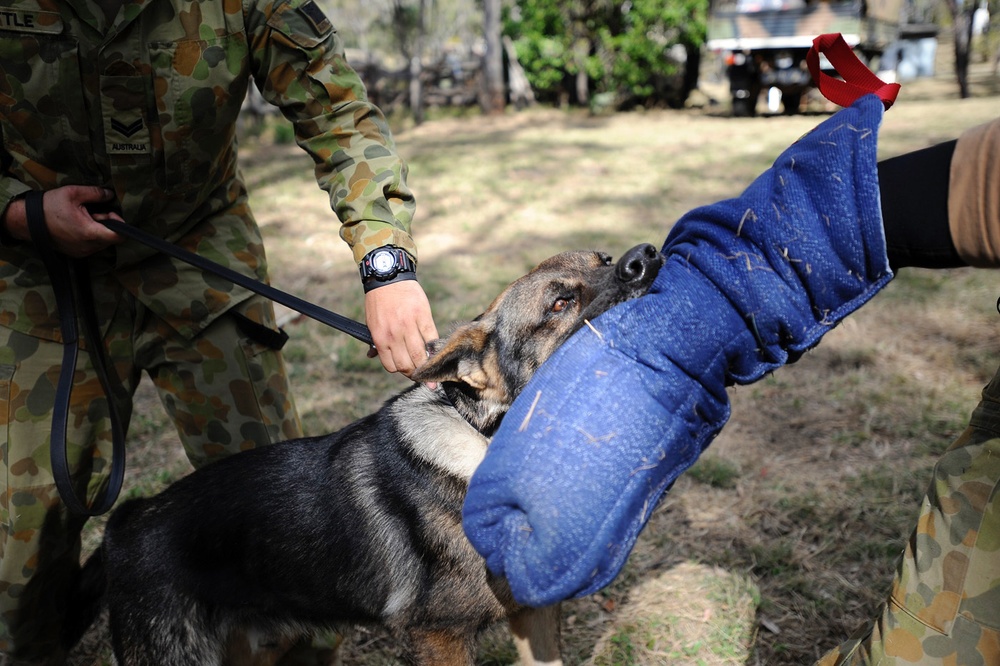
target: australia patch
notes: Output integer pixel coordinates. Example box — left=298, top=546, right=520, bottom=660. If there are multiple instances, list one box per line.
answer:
left=104, top=113, right=149, bottom=155
left=101, top=75, right=151, bottom=155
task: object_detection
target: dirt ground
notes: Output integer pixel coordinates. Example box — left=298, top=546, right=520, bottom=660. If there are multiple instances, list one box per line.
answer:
left=69, top=47, right=1000, bottom=665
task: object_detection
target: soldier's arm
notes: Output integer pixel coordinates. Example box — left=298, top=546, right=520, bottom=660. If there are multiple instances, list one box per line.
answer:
left=946, top=118, right=1000, bottom=267
left=878, top=117, right=1000, bottom=271
left=0, top=185, right=123, bottom=257
left=0, top=141, right=31, bottom=244
left=242, top=0, right=438, bottom=377
left=242, top=0, right=417, bottom=267
left=0, top=139, right=121, bottom=254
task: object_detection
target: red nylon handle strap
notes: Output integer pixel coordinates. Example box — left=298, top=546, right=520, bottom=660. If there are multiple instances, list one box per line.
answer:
left=806, top=33, right=901, bottom=109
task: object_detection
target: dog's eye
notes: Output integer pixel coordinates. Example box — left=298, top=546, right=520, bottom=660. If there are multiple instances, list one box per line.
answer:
left=552, top=298, right=570, bottom=313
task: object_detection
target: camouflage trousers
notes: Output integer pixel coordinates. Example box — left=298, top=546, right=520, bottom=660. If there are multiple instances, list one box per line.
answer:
left=817, top=369, right=1000, bottom=665
left=0, top=288, right=302, bottom=661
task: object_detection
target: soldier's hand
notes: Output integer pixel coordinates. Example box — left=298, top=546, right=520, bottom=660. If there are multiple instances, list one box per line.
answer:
left=364, top=280, right=438, bottom=379
left=1, top=186, right=123, bottom=257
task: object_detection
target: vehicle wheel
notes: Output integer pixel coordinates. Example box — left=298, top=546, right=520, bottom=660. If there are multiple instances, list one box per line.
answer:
left=781, top=92, right=801, bottom=115
left=731, top=95, right=755, bottom=117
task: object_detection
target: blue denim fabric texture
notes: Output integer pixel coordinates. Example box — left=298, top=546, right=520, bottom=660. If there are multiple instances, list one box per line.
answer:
left=462, top=95, right=895, bottom=608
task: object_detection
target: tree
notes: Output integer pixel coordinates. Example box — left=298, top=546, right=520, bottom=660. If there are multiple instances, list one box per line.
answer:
left=386, top=0, right=431, bottom=122
left=481, top=0, right=506, bottom=114
left=409, top=0, right=430, bottom=124
left=501, top=1, right=573, bottom=105
left=598, top=0, right=706, bottom=108
left=502, top=0, right=707, bottom=110
left=944, top=0, right=977, bottom=98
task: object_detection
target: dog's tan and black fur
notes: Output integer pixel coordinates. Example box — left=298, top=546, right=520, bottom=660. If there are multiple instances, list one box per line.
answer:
left=69, top=244, right=663, bottom=666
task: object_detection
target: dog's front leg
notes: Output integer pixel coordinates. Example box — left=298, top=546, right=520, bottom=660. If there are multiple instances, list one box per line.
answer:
left=405, top=629, right=476, bottom=666
left=509, top=603, right=562, bottom=666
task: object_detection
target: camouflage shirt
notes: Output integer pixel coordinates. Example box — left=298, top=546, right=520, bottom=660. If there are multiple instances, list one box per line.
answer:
left=0, top=0, right=417, bottom=340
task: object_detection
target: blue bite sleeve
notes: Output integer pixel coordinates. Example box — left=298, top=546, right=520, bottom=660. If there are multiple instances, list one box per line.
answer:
left=463, top=95, right=893, bottom=607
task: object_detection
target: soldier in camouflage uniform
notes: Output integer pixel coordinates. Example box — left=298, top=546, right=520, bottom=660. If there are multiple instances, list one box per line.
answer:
left=0, top=0, right=437, bottom=662
left=816, top=117, right=1000, bottom=665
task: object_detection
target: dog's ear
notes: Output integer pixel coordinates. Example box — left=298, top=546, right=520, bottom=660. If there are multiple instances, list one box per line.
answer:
left=412, top=322, right=490, bottom=389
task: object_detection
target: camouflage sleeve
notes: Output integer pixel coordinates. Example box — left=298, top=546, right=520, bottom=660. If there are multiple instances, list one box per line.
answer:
left=0, top=179, right=31, bottom=231
left=0, top=134, right=32, bottom=237
left=948, top=117, right=1000, bottom=268
left=244, top=0, right=418, bottom=266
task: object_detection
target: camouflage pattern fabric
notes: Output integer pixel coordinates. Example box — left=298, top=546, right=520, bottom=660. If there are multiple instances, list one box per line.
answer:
left=0, top=0, right=417, bottom=341
left=817, top=367, right=1000, bottom=665
left=0, top=292, right=301, bottom=657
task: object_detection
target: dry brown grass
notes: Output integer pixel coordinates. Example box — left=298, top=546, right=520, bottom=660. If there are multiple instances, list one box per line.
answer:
left=72, top=46, right=1000, bottom=665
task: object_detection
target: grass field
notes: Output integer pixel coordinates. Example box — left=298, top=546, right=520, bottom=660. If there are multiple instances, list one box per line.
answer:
left=73, top=47, right=1000, bottom=665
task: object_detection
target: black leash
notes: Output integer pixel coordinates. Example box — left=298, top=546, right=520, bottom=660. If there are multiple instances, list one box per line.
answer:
left=99, top=218, right=374, bottom=347
left=27, top=196, right=372, bottom=516
left=25, top=192, right=127, bottom=517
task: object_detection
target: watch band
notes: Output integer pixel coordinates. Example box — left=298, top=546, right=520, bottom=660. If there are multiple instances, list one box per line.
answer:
left=361, top=270, right=417, bottom=293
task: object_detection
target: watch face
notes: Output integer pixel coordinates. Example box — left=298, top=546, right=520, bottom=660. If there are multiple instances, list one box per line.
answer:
left=371, top=249, right=397, bottom=275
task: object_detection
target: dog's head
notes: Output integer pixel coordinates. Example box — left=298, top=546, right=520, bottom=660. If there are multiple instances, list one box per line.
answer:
left=412, top=243, right=663, bottom=436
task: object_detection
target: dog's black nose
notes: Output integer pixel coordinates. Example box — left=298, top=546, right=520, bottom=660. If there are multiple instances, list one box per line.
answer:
left=616, top=243, right=662, bottom=286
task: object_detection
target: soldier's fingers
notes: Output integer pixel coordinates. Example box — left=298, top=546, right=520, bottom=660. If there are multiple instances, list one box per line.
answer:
left=367, top=326, right=399, bottom=373
left=410, top=329, right=438, bottom=388
left=87, top=213, right=126, bottom=243
left=377, top=345, right=399, bottom=374
left=418, top=317, right=439, bottom=348
left=379, top=327, right=425, bottom=378
left=66, top=185, right=116, bottom=205
left=389, top=341, right=416, bottom=378
left=405, top=335, right=429, bottom=376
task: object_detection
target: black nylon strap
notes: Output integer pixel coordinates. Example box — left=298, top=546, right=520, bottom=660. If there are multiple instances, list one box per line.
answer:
left=98, top=218, right=374, bottom=347
left=231, top=311, right=290, bottom=350
left=24, top=191, right=126, bottom=517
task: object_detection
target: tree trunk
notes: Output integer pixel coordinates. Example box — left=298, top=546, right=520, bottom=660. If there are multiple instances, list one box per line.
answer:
left=574, top=39, right=589, bottom=106
left=410, top=54, right=424, bottom=125
left=410, top=0, right=429, bottom=125
left=946, top=0, right=976, bottom=98
left=481, top=0, right=505, bottom=114
left=503, top=35, right=536, bottom=109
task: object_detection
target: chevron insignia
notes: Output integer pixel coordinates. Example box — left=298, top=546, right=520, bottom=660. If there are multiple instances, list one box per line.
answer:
left=110, top=117, right=144, bottom=138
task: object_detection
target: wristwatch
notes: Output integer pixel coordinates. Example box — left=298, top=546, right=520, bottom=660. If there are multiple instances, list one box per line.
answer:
left=359, top=246, right=417, bottom=291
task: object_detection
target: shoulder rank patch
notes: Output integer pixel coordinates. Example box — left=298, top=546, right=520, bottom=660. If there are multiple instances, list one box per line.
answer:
left=297, top=0, right=331, bottom=34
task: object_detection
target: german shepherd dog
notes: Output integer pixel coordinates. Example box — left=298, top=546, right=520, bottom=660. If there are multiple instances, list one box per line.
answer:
left=69, top=244, right=664, bottom=666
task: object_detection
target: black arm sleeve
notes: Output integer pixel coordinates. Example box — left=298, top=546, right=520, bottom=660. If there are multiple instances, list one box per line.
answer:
left=878, top=139, right=965, bottom=270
